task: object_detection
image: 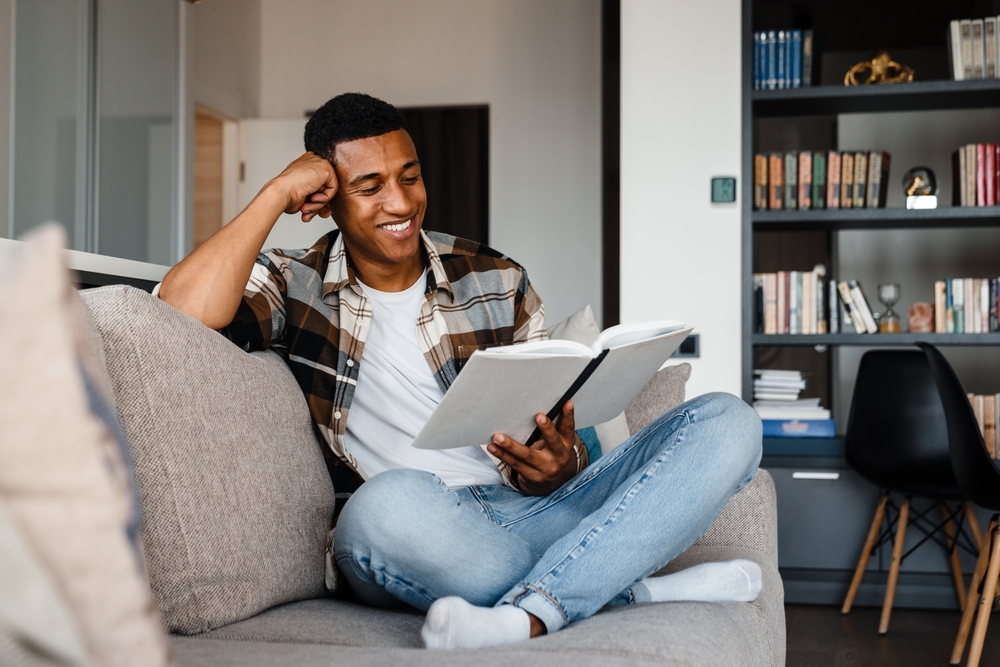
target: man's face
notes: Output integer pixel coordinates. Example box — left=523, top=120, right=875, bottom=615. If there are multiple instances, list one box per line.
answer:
left=328, top=129, right=426, bottom=276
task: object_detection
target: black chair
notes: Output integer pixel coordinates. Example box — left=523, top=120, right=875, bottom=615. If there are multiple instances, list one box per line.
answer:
left=841, top=349, right=981, bottom=635
left=919, top=343, right=1000, bottom=667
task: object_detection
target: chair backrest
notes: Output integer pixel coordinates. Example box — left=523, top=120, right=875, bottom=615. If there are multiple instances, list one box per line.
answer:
left=918, top=343, right=1000, bottom=511
left=845, top=349, right=958, bottom=496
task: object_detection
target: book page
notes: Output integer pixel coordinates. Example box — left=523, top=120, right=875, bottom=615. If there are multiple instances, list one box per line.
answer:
left=592, top=320, right=687, bottom=353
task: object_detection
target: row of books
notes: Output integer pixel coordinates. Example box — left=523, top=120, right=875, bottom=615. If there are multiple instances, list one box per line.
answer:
left=968, top=394, right=1000, bottom=459
left=949, top=18, right=1000, bottom=81
left=754, top=369, right=835, bottom=438
left=752, top=271, right=881, bottom=335
left=932, top=278, right=1000, bottom=333
left=753, top=150, right=891, bottom=211
left=752, top=30, right=813, bottom=90
left=954, top=144, right=1000, bottom=206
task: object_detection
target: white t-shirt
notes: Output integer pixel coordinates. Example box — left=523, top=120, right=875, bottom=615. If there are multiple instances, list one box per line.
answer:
left=344, top=270, right=504, bottom=488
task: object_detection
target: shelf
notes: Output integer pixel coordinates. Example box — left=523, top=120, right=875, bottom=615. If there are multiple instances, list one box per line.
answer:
left=752, top=206, right=1000, bottom=231
left=753, top=333, right=1000, bottom=346
left=753, top=79, right=1000, bottom=117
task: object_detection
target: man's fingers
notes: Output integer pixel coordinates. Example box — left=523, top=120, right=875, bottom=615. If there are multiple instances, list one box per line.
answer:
left=488, top=434, right=541, bottom=468
left=557, top=400, right=576, bottom=437
left=531, top=413, right=568, bottom=455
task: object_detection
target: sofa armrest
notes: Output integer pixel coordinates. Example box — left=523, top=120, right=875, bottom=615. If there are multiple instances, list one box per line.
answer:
left=692, top=469, right=777, bottom=563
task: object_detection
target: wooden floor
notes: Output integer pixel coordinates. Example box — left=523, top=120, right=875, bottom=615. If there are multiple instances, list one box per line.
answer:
left=786, top=604, right=1000, bottom=666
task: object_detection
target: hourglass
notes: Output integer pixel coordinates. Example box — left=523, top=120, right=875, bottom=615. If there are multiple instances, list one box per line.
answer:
left=877, top=283, right=901, bottom=333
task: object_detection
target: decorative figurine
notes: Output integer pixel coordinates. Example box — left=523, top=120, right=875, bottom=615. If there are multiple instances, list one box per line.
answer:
left=902, top=166, right=938, bottom=209
left=908, top=302, right=934, bottom=333
left=844, top=51, right=915, bottom=86
left=877, top=283, right=902, bottom=333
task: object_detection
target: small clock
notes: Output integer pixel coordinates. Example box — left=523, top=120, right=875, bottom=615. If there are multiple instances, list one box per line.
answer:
left=711, top=177, right=737, bottom=204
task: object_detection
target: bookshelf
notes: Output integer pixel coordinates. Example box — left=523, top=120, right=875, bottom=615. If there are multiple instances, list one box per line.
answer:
left=741, top=0, right=1000, bottom=609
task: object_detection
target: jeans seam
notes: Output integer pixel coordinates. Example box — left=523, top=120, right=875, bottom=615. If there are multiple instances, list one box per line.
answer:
left=514, top=584, right=570, bottom=627
left=468, top=486, right=499, bottom=523
left=334, top=553, right=436, bottom=609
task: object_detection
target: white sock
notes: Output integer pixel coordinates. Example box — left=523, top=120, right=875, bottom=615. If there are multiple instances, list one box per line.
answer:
left=638, top=559, right=762, bottom=603
left=422, top=597, right=531, bottom=650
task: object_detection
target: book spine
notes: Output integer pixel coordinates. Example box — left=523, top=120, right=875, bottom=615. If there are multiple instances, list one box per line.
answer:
left=754, top=153, right=768, bottom=209
left=982, top=278, right=990, bottom=333
left=991, top=277, right=998, bottom=333
left=950, top=20, right=965, bottom=80
left=995, top=144, right=1000, bottom=205
left=829, top=279, right=840, bottom=333
left=784, top=152, right=798, bottom=210
left=789, top=271, right=800, bottom=335
left=812, top=152, right=826, bottom=209
left=877, top=151, right=890, bottom=208
left=801, top=271, right=813, bottom=334
left=935, top=280, right=947, bottom=333
left=955, top=277, right=965, bottom=333
left=966, top=277, right=975, bottom=333
left=967, top=144, right=977, bottom=207
left=988, top=144, right=997, bottom=206
left=790, top=30, right=802, bottom=88
left=766, top=30, right=777, bottom=90
left=827, top=151, right=840, bottom=209
left=777, top=270, right=787, bottom=334
left=838, top=281, right=866, bottom=333
left=987, top=18, right=997, bottom=79
left=973, top=19, right=986, bottom=79
left=978, top=144, right=987, bottom=206
left=946, top=278, right=955, bottom=333
left=761, top=419, right=836, bottom=438
left=754, top=32, right=761, bottom=90
left=776, top=31, right=787, bottom=89
left=764, top=273, right=777, bottom=335
left=972, top=278, right=982, bottom=333
left=853, top=151, right=867, bottom=208
left=801, top=30, right=813, bottom=86
left=849, top=280, right=878, bottom=333
left=987, top=395, right=998, bottom=459
left=798, top=151, right=812, bottom=210
left=754, top=274, right=765, bottom=334
left=962, top=19, right=974, bottom=80
left=955, top=149, right=965, bottom=206
left=769, top=153, right=784, bottom=209
left=865, top=151, right=880, bottom=209
left=840, top=152, right=854, bottom=209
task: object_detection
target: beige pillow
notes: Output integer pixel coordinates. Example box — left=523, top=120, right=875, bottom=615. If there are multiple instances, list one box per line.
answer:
left=0, top=226, right=174, bottom=667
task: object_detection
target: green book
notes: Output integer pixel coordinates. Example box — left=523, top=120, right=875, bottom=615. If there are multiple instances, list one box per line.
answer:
left=783, top=152, right=798, bottom=210
left=811, top=152, right=826, bottom=209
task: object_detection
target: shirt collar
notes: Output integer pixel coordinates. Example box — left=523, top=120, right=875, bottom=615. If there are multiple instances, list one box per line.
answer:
left=321, top=229, right=454, bottom=299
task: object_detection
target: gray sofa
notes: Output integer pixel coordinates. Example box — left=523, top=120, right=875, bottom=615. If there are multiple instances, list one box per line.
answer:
left=80, top=285, right=785, bottom=667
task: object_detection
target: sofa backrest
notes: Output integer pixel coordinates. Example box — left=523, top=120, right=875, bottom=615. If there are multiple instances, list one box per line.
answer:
left=80, top=286, right=336, bottom=635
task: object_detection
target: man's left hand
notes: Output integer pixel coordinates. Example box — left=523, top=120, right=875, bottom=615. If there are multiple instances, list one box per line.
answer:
left=488, top=401, right=581, bottom=496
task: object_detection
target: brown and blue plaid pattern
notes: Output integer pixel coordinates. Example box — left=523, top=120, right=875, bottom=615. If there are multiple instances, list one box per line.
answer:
left=221, top=230, right=585, bottom=511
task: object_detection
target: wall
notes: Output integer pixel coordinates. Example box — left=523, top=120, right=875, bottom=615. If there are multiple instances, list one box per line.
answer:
left=188, top=0, right=260, bottom=119
left=620, top=0, right=743, bottom=398
left=0, top=0, right=9, bottom=238
left=257, top=0, right=601, bottom=326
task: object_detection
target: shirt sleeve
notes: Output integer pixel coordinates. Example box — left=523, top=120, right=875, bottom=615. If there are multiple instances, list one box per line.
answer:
left=219, top=252, right=288, bottom=351
left=512, top=267, right=547, bottom=343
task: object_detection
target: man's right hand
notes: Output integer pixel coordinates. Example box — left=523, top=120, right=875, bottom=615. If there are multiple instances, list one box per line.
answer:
left=267, top=152, right=339, bottom=222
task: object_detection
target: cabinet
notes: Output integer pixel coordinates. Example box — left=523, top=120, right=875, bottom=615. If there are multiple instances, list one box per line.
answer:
left=742, top=0, right=1000, bottom=607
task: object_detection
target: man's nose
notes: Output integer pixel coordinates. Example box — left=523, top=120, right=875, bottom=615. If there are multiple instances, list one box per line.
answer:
left=382, top=180, right=411, bottom=215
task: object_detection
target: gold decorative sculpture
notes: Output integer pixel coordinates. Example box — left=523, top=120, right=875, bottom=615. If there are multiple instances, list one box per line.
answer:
left=844, top=51, right=915, bottom=86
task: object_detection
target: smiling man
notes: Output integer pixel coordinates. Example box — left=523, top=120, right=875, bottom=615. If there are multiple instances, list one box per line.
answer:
left=158, top=93, right=763, bottom=650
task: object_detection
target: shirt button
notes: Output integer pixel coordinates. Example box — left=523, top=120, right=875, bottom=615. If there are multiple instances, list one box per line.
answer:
left=347, top=360, right=355, bottom=367
left=334, top=411, right=342, bottom=420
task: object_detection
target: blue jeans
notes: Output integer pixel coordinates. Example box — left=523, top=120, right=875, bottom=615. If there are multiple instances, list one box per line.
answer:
left=334, top=392, right=762, bottom=633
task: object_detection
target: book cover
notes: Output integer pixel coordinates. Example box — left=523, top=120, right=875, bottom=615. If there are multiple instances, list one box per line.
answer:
left=754, top=274, right=765, bottom=334
left=973, top=19, right=985, bottom=79
left=971, top=278, right=982, bottom=333
left=935, top=280, right=947, bottom=333
left=815, top=270, right=827, bottom=334
left=991, top=278, right=998, bottom=333
left=966, top=277, right=975, bottom=333
left=768, top=153, right=783, bottom=209
left=961, top=19, right=974, bottom=80
left=946, top=278, right=955, bottom=333
left=840, top=152, right=854, bottom=209
left=801, top=30, right=813, bottom=86
left=987, top=18, right=997, bottom=78
left=869, top=150, right=890, bottom=208
left=982, top=278, right=990, bottom=333
left=829, top=280, right=840, bottom=333
left=761, top=419, right=836, bottom=438
left=790, top=30, right=802, bottom=88
left=753, top=32, right=762, bottom=90
left=954, top=277, right=965, bottom=333
left=798, top=151, right=812, bottom=210
left=949, top=20, right=965, bottom=80
left=777, top=271, right=787, bottom=334
left=827, top=151, right=840, bottom=208
left=978, top=144, right=987, bottom=206
left=955, top=149, right=965, bottom=206
left=849, top=280, right=878, bottom=333
left=776, top=31, right=787, bottom=89
left=754, top=153, right=768, bottom=209
left=789, top=271, right=800, bottom=335
left=853, top=151, right=867, bottom=208
left=784, top=152, right=798, bottom=210
left=812, top=152, right=826, bottom=209
left=995, top=144, right=1000, bottom=206
left=764, top=273, right=777, bottom=335
left=988, top=144, right=997, bottom=206
left=967, top=144, right=977, bottom=207
left=837, top=281, right=866, bottom=333
left=802, top=271, right=814, bottom=334
left=766, top=30, right=777, bottom=90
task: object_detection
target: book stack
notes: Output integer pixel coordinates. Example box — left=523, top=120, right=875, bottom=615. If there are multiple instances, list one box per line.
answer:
left=953, top=144, right=1000, bottom=206
left=754, top=369, right=835, bottom=438
left=753, top=150, right=891, bottom=211
left=932, top=278, right=1000, bottom=333
left=753, top=30, right=813, bottom=90
left=968, top=393, right=1000, bottom=459
left=949, top=18, right=1000, bottom=80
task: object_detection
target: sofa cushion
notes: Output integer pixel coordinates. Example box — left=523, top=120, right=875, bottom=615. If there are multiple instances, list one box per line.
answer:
left=0, top=226, right=174, bottom=667
left=624, top=362, right=692, bottom=434
left=80, top=285, right=337, bottom=634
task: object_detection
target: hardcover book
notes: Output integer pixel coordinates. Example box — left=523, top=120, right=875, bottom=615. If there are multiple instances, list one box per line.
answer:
left=961, top=19, right=974, bottom=80
left=950, top=20, right=965, bottom=80
left=935, top=280, right=947, bottom=333
left=777, top=271, right=787, bottom=334
left=827, top=151, right=841, bottom=209
left=754, top=153, right=768, bottom=209
left=801, top=30, right=813, bottom=86
left=853, top=151, right=868, bottom=208
left=812, top=152, right=826, bottom=209
left=776, top=31, right=787, bottom=89
left=766, top=30, right=777, bottom=90
left=978, top=143, right=988, bottom=206
left=798, top=151, right=812, bottom=210
left=865, top=150, right=891, bottom=208
left=768, top=153, right=783, bottom=209
left=784, top=152, right=798, bottom=210
left=411, top=321, right=693, bottom=450
left=761, top=419, right=835, bottom=438
left=967, top=144, right=977, bottom=207
left=986, top=18, right=997, bottom=78
left=840, top=152, right=854, bottom=209
left=790, top=30, right=802, bottom=88
left=973, top=19, right=985, bottom=79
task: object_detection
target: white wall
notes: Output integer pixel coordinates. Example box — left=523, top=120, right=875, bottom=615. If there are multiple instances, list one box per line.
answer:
left=256, top=0, right=601, bottom=326
left=0, top=0, right=12, bottom=238
left=620, top=0, right=742, bottom=398
left=188, top=0, right=261, bottom=119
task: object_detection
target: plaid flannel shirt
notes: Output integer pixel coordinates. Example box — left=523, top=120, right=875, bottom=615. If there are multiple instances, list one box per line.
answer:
left=221, top=229, right=589, bottom=513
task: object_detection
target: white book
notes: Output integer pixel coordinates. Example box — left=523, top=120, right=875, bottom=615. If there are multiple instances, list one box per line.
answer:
left=754, top=369, right=803, bottom=379
left=966, top=277, right=975, bottom=333
left=983, top=278, right=990, bottom=333
left=973, top=19, right=986, bottom=79
left=753, top=392, right=803, bottom=401
left=755, top=407, right=831, bottom=420
left=986, top=17, right=997, bottom=78
left=754, top=379, right=807, bottom=389
left=950, top=20, right=965, bottom=80
left=962, top=19, right=974, bottom=80
left=411, top=321, right=692, bottom=450
left=754, top=398, right=821, bottom=409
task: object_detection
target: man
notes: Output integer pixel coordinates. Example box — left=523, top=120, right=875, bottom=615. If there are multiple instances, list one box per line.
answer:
left=159, top=93, right=763, bottom=650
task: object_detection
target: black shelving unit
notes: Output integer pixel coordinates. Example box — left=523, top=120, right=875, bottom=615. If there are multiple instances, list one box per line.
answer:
left=753, top=206, right=1000, bottom=231
left=753, top=333, right=1000, bottom=346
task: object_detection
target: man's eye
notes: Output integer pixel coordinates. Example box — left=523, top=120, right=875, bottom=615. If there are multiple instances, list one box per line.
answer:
left=359, top=185, right=381, bottom=195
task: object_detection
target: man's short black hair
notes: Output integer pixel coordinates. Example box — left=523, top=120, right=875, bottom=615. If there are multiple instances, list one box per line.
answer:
left=304, top=92, right=408, bottom=162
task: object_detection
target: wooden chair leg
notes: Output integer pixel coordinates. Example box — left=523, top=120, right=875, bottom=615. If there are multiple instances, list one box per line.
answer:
left=966, top=502, right=985, bottom=549
left=952, top=519, right=997, bottom=665
left=879, top=496, right=910, bottom=635
left=942, top=502, right=968, bottom=610
left=843, top=494, right=888, bottom=615
left=967, top=524, right=1000, bottom=667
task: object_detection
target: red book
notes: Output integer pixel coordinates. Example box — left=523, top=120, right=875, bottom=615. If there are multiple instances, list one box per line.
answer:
left=995, top=144, right=1000, bottom=206
left=978, top=143, right=987, bottom=206
left=988, top=144, right=997, bottom=206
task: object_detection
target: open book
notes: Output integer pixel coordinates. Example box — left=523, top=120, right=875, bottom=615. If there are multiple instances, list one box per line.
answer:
left=411, top=320, right=694, bottom=450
